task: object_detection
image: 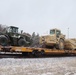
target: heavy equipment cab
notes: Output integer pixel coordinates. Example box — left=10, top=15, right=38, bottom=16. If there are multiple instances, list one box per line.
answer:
left=6, top=26, right=20, bottom=39
left=50, top=29, right=61, bottom=37
left=6, top=26, right=18, bottom=33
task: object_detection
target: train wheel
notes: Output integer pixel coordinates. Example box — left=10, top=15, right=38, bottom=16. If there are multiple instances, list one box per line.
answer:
left=41, top=50, right=45, bottom=56
left=22, top=52, right=28, bottom=56
left=32, top=50, right=40, bottom=57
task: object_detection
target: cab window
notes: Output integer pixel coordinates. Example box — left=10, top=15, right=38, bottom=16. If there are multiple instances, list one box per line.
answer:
left=50, top=30, right=55, bottom=35
left=56, top=30, right=60, bottom=37
left=12, top=28, right=18, bottom=33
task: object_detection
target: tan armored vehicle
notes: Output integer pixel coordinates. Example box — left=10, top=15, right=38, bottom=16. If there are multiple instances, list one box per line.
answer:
left=40, top=28, right=65, bottom=49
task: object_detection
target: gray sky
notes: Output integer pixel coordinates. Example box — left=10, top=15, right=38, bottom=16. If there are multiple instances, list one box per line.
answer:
left=0, top=0, right=76, bottom=38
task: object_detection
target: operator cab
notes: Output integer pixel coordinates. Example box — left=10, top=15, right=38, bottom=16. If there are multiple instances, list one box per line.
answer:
left=6, top=26, right=18, bottom=33
left=50, top=28, right=61, bottom=38
left=50, top=29, right=55, bottom=35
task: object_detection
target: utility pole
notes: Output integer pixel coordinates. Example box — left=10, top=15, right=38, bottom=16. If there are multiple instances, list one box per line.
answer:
left=68, top=28, right=69, bottom=39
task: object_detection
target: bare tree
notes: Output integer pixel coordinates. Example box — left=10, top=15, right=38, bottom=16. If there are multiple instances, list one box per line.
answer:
left=31, top=32, right=40, bottom=47
left=0, top=24, right=7, bottom=32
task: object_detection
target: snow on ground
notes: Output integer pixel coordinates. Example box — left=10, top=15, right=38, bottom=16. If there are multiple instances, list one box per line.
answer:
left=0, top=57, right=76, bottom=75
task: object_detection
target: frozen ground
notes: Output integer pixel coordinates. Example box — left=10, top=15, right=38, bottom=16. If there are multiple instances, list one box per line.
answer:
left=0, top=57, right=76, bottom=75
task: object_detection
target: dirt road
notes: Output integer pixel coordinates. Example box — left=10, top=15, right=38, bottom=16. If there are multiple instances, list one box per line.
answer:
left=0, top=57, right=76, bottom=75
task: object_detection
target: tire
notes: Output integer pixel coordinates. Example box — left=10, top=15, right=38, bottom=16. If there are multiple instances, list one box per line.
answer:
left=0, top=35, right=8, bottom=46
left=18, top=39, right=27, bottom=46
left=59, top=39, right=64, bottom=50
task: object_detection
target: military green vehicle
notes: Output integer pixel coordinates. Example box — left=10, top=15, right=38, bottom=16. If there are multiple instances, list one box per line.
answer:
left=0, top=26, right=32, bottom=46
left=40, top=28, right=65, bottom=49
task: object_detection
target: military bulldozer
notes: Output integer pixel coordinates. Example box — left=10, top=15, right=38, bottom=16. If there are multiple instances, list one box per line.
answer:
left=40, top=28, right=65, bottom=50
left=0, top=26, right=32, bottom=46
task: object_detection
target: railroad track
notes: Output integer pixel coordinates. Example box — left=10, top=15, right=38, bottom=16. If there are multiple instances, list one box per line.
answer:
left=0, top=53, right=76, bottom=58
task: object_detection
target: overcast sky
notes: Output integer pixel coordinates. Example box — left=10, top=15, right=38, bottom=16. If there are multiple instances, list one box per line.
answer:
left=0, top=0, right=76, bottom=38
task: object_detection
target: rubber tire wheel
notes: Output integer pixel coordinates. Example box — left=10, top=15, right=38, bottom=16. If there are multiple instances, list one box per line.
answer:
left=18, top=39, right=26, bottom=46
left=59, top=39, right=64, bottom=50
left=0, top=36, right=8, bottom=46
